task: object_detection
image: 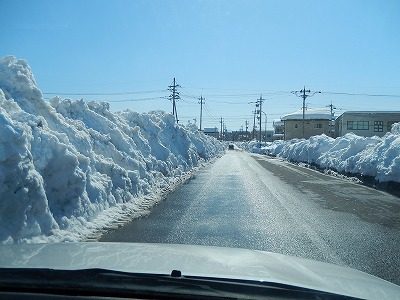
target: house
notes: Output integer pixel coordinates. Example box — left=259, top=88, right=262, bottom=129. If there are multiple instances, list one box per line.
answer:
left=281, top=108, right=332, bottom=140
left=335, top=111, right=400, bottom=137
left=203, top=127, right=219, bottom=138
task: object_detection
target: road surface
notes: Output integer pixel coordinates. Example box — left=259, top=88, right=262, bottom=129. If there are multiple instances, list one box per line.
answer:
left=100, top=150, right=400, bottom=285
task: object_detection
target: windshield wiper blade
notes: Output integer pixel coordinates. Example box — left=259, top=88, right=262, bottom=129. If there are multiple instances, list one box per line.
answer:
left=0, top=268, right=361, bottom=300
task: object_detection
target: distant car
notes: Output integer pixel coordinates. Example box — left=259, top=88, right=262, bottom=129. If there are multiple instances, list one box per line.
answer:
left=228, top=144, right=234, bottom=150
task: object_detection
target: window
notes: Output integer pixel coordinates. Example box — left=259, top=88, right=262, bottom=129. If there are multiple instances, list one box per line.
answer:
left=374, top=121, right=383, bottom=132
left=294, top=124, right=298, bottom=128
left=347, top=121, right=354, bottom=130
left=314, top=123, right=322, bottom=129
left=347, top=120, right=369, bottom=130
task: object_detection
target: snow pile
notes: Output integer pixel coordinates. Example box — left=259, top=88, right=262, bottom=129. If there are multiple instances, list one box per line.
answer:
left=238, top=140, right=271, bottom=154
left=0, top=56, right=224, bottom=244
left=258, top=130, right=400, bottom=183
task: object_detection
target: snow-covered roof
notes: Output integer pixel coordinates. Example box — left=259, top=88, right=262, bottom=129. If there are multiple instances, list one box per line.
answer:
left=281, top=108, right=331, bottom=120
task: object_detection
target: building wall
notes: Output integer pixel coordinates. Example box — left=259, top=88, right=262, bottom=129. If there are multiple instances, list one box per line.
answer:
left=284, top=119, right=331, bottom=140
left=335, top=112, right=400, bottom=137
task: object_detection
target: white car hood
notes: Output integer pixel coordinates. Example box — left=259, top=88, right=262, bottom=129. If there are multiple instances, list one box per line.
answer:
left=0, top=242, right=399, bottom=299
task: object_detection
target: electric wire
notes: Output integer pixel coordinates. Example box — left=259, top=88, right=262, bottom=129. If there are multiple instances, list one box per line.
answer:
left=321, top=91, right=400, bottom=98
left=42, top=89, right=167, bottom=96
left=107, top=97, right=166, bottom=103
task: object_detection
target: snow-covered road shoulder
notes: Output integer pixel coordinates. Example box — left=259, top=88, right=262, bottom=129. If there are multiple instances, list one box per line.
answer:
left=0, top=56, right=224, bottom=244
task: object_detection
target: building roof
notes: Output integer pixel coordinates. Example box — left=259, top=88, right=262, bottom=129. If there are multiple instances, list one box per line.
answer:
left=340, top=111, right=400, bottom=115
left=281, top=108, right=331, bottom=121
left=336, top=111, right=400, bottom=119
left=203, top=127, right=218, bottom=133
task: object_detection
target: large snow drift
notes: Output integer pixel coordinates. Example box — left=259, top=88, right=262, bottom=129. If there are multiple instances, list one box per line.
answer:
left=257, top=128, right=400, bottom=183
left=0, top=56, right=224, bottom=244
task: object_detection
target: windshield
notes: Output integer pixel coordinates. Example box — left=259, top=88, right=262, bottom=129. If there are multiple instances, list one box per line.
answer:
left=1, top=0, right=400, bottom=297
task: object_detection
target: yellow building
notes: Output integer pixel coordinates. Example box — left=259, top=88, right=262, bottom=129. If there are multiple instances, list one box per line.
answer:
left=281, top=109, right=332, bottom=140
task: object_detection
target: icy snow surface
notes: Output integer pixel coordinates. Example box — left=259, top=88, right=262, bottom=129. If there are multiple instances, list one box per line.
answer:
left=253, top=129, right=400, bottom=183
left=0, top=56, right=224, bottom=244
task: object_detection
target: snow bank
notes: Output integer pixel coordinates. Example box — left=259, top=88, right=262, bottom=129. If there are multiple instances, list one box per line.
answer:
left=0, top=56, right=224, bottom=244
left=238, top=140, right=271, bottom=154
left=256, top=130, right=400, bottom=183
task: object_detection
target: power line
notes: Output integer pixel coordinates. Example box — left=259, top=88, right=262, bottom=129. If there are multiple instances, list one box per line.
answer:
left=202, top=104, right=224, bottom=129
left=108, top=97, right=166, bottom=103
left=203, top=104, right=218, bottom=120
left=43, top=96, right=166, bottom=102
left=183, top=86, right=400, bottom=98
left=181, top=92, right=290, bottom=104
left=206, top=101, right=250, bottom=105
left=42, top=89, right=167, bottom=96
left=322, top=91, right=400, bottom=98
left=180, top=93, right=198, bottom=99
left=42, top=88, right=400, bottom=99
left=181, top=86, right=291, bottom=94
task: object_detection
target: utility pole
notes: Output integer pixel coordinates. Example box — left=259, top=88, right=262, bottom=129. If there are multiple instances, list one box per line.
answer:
left=327, top=101, right=336, bottom=137
left=252, top=109, right=256, bottom=139
left=198, top=95, right=205, bottom=131
left=249, top=96, right=264, bottom=144
left=262, top=111, right=267, bottom=142
left=224, top=123, right=227, bottom=141
left=220, top=117, right=223, bottom=140
left=245, top=120, right=249, bottom=140
left=256, top=95, right=264, bottom=144
left=168, top=78, right=180, bottom=123
left=292, top=87, right=321, bottom=138
left=265, top=116, right=267, bottom=142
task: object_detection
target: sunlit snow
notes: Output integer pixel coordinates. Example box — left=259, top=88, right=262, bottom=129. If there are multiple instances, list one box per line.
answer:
left=251, top=128, right=400, bottom=183
left=0, top=56, right=224, bottom=244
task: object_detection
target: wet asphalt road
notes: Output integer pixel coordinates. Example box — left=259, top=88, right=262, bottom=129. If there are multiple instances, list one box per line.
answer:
left=100, top=150, right=400, bottom=285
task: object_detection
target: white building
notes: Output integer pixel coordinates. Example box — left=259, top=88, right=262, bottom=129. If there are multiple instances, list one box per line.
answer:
left=272, top=119, right=284, bottom=140
left=335, top=111, right=400, bottom=137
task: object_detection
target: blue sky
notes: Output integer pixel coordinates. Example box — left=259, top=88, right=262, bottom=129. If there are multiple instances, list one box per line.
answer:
left=2, top=0, right=400, bottom=130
